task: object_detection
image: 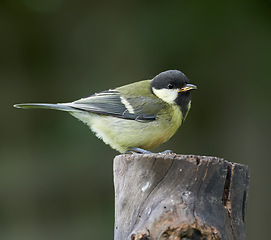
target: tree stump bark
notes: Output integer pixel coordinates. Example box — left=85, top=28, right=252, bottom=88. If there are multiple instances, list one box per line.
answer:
left=113, top=154, right=249, bottom=240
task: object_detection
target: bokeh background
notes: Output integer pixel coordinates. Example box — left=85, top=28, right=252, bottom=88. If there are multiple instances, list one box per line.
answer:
left=1, top=0, right=271, bottom=239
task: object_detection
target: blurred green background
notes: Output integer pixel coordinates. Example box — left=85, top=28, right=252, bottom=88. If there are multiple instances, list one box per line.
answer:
left=1, top=0, right=271, bottom=239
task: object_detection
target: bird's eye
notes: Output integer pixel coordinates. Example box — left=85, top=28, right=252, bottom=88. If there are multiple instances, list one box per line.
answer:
left=167, top=83, right=174, bottom=89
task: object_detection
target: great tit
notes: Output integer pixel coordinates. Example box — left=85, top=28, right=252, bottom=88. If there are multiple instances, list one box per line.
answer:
left=14, top=70, right=197, bottom=153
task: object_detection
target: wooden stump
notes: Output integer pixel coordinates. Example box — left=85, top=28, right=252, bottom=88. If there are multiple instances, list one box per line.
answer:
left=113, top=154, right=249, bottom=240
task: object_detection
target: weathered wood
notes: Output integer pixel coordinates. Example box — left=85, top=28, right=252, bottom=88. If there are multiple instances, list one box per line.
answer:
left=113, top=154, right=249, bottom=240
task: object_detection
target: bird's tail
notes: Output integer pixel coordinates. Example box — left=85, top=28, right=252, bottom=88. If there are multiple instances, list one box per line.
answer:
left=13, top=103, right=76, bottom=112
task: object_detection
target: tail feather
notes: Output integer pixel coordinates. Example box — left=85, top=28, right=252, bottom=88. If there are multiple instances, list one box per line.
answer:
left=13, top=103, right=75, bottom=112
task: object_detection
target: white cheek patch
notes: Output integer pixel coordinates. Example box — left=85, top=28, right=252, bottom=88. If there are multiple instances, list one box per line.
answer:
left=120, top=96, right=135, bottom=114
left=152, top=88, right=179, bottom=104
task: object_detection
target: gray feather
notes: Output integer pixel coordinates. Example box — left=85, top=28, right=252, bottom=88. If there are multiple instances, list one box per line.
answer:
left=13, top=103, right=76, bottom=112
left=14, top=90, right=159, bottom=121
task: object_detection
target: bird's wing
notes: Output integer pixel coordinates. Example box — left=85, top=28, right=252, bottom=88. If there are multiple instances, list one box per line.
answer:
left=65, top=90, right=165, bottom=122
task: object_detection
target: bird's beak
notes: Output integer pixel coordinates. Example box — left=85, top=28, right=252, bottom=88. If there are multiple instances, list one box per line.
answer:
left=178, top=84, right=197, bottom=93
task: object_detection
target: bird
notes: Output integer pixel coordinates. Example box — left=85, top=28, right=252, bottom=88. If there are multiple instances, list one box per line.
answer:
left=14, top=70, right=197, bottom=153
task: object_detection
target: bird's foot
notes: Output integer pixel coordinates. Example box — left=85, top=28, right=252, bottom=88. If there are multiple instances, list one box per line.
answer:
left=125, top=147, right=174, bottom=154
left=158, top=149, right=174, bottom=154
left=125, top=147, right=153, bottom=154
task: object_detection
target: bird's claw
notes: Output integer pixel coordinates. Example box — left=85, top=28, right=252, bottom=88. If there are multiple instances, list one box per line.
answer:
left=125, top=147, right=174, bottom=154
left=125, top=147, right=153, bottom=154
left=158, top=150, right=174, bottom=154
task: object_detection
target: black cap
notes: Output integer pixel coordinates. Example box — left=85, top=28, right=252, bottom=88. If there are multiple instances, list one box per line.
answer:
left=150, top=70, right=189, bottom=90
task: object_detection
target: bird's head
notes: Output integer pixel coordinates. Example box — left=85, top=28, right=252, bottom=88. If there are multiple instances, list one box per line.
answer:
left=151, top=70, right=197, bottom=103
left=151, top=70, right=197, bottom=119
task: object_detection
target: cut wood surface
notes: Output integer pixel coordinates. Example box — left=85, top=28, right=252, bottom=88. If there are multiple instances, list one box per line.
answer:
left=113, top=154, right=249, bottom=240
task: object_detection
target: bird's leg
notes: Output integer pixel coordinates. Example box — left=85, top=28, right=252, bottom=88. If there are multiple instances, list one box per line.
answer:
left=125, top=147, right=153, bottom=154
left=125, top=147, right=174, bottom=154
